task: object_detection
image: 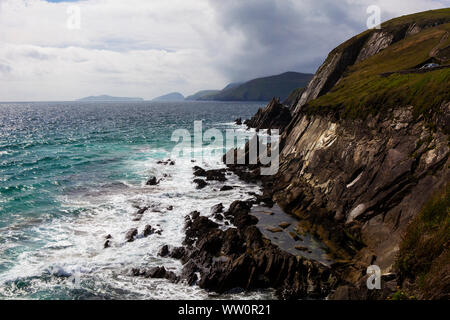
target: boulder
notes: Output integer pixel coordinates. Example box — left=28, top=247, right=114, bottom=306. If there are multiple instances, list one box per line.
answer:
left=193, top=179, right=207, bottom=189
left=146, top=176, right=159, bottom=186
left=125, top=228, right=138, bottom=242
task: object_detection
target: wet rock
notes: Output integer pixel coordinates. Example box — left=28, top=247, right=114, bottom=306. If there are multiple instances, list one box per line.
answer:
left=193, top=166, right=227, bottom=181
left=214, top=213, right=224, bottom=221
left=146, top=266, right=167, bottom=278
left=288, top=231, right=301, bottom=241
left=105, top=234, right=112, bottom=239
left=190, top=211, right=200, bottom=220
left=178, top=200, right=337, bottom=299
left=167, top=205, right=173, bottom=211
left=157, top=159, right=174, bottom=166
left=235, top=118, right=242, bottom=125
left=295, top=245, right=312, bottom=253
left=266, top=227, right=283, bottom=233
left=158, top=245, right=169, bottom=257
left=104, top=240, right=111, bottom=248
left=125, top=228, right=138, bottom=242
left=143, top=225, right=155, bottom=237
left=245, top=98, right=291, bottom=132
left=136, top=207, right=149, bottom=215
left=279, top=222, right=291, bottom=229
left=193, top=179, right=207, bottom=189
left=220, top=185, right=233, bottom=191
left=169, top=247, right=186, bottom=260
left=211, top=203, right=224, bottom=214
left=146, top=176, right=159, bottom=186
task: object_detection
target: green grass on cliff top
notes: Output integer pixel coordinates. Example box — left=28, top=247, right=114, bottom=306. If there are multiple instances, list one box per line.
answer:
left=306, top=10, right=450, bottom=119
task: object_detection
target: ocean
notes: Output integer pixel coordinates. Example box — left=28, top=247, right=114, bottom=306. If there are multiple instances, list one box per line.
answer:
left=0, top=100, right=275, bottom=299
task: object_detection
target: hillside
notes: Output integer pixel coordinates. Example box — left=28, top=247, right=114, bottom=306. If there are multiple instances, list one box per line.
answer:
left=185, top=90, right=220, bottom=101
left=234, top=8, right=449, bottom=300
left=152, top=92, right=184, bottom=101
left=296, top=9, right=450, bottom=120
left=188, top=72, right=313, bottom=102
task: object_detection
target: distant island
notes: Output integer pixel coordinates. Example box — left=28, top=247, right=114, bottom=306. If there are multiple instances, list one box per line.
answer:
left=152, top=92, right=185, bottom=102
left=185, top=90, right=220, bottom=101
left=77, top=95, right=144, bottom=102
left=186, top=72, right=313, bottom=102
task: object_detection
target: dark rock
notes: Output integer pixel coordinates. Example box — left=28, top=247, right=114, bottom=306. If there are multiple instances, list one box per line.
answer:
left=245, top=98, right=291, bottom=132
left=266, top=226, right=283, bottom=233
left=235, top=118, right=242, bottom=125
left=184, top=215, right=219, bottom=246
left=294, top=245, right=311, bottom=253
left=146, top=266, right=167, bottom=278
left=146, top=176, right=159, bottom=186
left=179, top=200, right=337, bottom=299
left=167, top=205, right=173, bottom=211
left=210, top=203, right=224, bottom=214
left=143, top=225, right=155, bottom=237
left=279, top=222, right=291, bottom=229
left=169, top=247, right=186, bottom=260
left=214, top=213, right=224, bottom=221
left=125, top=228, right=138, bottom=242
left=193, top=179, right=207, bottom=189
left=193, top=166, right=227, bottom=181
left=104, top=240, right=111, bottom=248
left=136, top=207, right=149, bottom=215
left=190, top=211, right=200, bottom=220
left=220, top=185, right=233, bottom=191
left=105, top=234, right=112, bottom=239
left=158, top=245, right=169, bottom=257
left=288, top=231, right=301, bottom=241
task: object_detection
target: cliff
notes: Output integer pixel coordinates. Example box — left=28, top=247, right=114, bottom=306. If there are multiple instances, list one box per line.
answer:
left=248, top=9, right=450, bottom=299
left=295, top=9, right=450, bottom=113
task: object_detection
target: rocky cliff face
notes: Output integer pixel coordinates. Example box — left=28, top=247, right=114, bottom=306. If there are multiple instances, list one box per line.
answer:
left=273, top=103, right=449, bottom=275
left=245, top=98, right=292, bottom=132
left=254, top=10, right=450, bottom=298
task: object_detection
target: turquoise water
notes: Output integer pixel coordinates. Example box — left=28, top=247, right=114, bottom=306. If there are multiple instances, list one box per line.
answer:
left=0, top=101, right=273, bottom=299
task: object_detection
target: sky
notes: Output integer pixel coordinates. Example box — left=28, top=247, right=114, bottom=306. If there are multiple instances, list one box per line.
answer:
left=0, top=0, right=448, bottom=101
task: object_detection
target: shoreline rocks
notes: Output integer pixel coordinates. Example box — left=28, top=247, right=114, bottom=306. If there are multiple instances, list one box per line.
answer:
left=171, top=200, right=337, bottom=299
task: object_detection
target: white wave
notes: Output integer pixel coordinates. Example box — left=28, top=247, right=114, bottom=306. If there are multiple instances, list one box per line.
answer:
left=0, top=127, right=271, bottom=299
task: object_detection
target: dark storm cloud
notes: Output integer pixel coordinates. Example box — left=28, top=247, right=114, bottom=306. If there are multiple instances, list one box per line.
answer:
left=208, top=0, right=380, bottom=80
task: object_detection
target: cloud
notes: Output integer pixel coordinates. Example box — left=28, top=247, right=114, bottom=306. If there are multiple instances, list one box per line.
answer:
left=0, top=0, right=448, bottom=101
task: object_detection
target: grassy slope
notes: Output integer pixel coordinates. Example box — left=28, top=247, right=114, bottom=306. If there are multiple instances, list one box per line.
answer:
left=306, top=9, right=450, bottom=119
left=212, top=72, right=313, bottom=101
left=395, top=184, right=450, bottom=299
left=185, top=90, right=220, bottom=100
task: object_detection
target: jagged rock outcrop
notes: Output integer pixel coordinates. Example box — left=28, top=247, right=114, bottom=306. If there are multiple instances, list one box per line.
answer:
left=272, top=103, right=449, bottom=280
left=174, top=202, right=337, bottom=299
left=245, top=98, right=292, bottom=132
left=282, top=88, right=305, bottom=110
left=228, top=9, right=450, bottom=299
